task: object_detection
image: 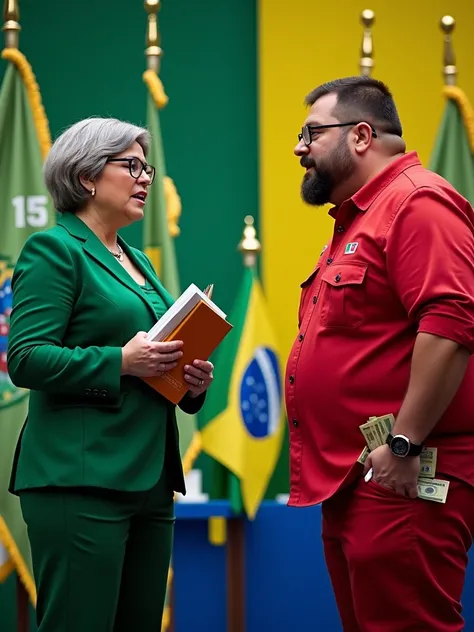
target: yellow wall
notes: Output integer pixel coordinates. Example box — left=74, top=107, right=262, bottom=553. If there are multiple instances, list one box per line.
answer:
left=259, top=0, right=474, bottom=357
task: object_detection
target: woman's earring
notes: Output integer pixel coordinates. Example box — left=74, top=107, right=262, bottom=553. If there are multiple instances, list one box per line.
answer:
left=91, top=187, right=96, bottom=197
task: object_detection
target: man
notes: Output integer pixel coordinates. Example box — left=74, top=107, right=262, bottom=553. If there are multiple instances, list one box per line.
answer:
left=286, top=76, right=474, bottom=632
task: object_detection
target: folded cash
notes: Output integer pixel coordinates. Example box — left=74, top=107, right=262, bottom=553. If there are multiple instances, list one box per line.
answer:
left=357, top=446, right=370, bottom=465
left=359, top=414, right=394, bottom=451
left=419, top=447, right=437, bottom=479
left=417, top=477, right=449, bottom=503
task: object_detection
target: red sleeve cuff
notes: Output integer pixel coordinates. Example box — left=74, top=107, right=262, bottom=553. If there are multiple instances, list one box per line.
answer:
left=417, top=314, right=474, bottom=354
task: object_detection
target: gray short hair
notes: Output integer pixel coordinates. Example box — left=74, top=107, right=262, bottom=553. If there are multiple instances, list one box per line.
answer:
left=44, top=117, right=150, bottom=213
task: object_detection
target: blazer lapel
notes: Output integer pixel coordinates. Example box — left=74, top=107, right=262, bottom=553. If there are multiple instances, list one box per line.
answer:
left=57, top=214, right=168, bottom=321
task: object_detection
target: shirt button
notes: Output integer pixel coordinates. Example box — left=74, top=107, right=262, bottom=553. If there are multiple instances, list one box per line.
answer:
left=289, top=375, right=295, bottom=384
left=93, top=389, right=99, bottom=396
left=337, top=225, right=344, bottom=233
left=292, top=419, right=299, bottom=427
left=312, top=296, right=317, bottom=304
left=100, top=390, right=108, bottom=397
left=84, top=388, right=91, bottom=396
left=326, top=257, right=333, bottom=265
left=298, top=334, right=304, bottom=342
left=335, top=274, right=341, bottom=282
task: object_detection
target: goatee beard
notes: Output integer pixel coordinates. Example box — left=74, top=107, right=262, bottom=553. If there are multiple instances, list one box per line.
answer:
left=301, top=169, right=334, bottom=206
left=300, top=137, right=355, bottom=207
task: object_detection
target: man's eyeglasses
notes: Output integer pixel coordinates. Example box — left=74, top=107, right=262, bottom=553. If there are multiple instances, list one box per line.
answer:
left=106, top=157, right=156, bottom=184
left=298, top=122, right=378, bottom=147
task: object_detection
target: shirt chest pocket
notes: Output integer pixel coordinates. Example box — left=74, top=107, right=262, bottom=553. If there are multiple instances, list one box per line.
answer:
left=320, top=263, right=368, bottom=328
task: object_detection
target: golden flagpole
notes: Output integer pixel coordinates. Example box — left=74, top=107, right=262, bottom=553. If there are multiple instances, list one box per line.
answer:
left=359, top=9, right=375, bottom=77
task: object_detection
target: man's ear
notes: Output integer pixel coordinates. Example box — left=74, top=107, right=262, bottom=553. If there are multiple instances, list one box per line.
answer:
left=353, top=122, right=374, bottom=155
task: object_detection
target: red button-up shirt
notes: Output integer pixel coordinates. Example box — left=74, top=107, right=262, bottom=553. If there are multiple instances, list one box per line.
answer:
left=285, top=152, right=474, bottom=507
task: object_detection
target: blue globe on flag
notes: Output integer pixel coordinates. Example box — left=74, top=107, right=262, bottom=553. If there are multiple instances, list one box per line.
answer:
left=239, top=346, right=282, bottom=439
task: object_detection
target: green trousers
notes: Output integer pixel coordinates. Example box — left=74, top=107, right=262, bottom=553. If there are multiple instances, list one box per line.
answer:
left=19, top=471, right=175, bottom=632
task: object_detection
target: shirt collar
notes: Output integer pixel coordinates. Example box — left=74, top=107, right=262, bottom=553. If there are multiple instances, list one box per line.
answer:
left=329, top=151, right=422, bottom=217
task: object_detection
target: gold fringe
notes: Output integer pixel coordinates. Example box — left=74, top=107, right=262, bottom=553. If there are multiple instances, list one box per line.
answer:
left=1, top=48, right=51, bottom=160
left=0, top=517, right=37, bottom=605
left=182, top=431, right=202, bottom=475
left=143, top=71, right=182, bottom=239
left=143, top=69, right=169, bottom=109
left=163, top=176, right=182, bottom=237
left=443, top=85, right=474, bottom=154
left=0, top=557, right=15, bottom=582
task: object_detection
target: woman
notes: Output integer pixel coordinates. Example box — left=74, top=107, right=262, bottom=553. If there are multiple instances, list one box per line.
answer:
left=7, top=117, right=213, bottom=632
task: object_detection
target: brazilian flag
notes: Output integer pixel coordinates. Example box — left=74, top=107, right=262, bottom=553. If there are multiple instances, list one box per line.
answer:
left=199, top=267, right=285, bottom=519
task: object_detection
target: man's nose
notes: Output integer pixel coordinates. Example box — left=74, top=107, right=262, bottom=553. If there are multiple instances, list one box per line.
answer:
left=294, top=139, right=309, bottom=156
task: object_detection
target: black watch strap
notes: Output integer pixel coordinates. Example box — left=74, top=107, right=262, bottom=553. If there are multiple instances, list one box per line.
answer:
left=387, top=433, right=423, bottom=457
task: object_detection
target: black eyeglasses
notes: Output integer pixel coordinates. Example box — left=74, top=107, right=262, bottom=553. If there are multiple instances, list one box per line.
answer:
left=298, top=122, right=378, bottom=146
left=106, top=157, right=156, bottom=184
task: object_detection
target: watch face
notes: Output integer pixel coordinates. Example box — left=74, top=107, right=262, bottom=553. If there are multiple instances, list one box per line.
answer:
left=391, top=436, right=409, bottom=457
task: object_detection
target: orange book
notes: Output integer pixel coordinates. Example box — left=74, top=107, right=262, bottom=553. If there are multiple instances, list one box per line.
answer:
left=142, top=298, right=233, bottom=404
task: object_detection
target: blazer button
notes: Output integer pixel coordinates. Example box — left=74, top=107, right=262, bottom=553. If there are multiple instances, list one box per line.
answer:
left=100, top=390, right=108, bottom=397
left=289, top=375, right=295, bottom=384
left=84, top=389, right=91, bottom=396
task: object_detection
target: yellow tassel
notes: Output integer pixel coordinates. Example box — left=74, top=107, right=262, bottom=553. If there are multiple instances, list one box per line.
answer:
left=143, top=69, right=169, bottom=109
left=208, top=517, right=227, bottom=546
left=0, top=517, right=37, bottom=605
left=1, top=48, right=51, bottom=160
left=163, top=176, right=182, bottom=237
left=443, top=85, right=474, bottom=154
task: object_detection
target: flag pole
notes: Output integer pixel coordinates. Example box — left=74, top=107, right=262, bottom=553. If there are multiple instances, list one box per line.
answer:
left=2, top=0, right=20, bottom=48
left=2, top=4, right=30, bottom=630
left=440, top=15, right=456, bottom=86
left=359, top=9, right=375, bottom=77
left=223, top=216, right=262, bottom=632
left=237, top=215, right=261, bottom=269
left=144, top=0, right=162, bottom=73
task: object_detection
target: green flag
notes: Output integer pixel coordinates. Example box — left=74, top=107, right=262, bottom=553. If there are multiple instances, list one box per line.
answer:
left=199, top=266, right=285, bottom=519
left=143, top=72, right=200, bottom=632
left=0, top=49, right=54, bottom=603
left=143, top=79, right=199, bottom=470
left=429, top=86, right=474, bottom=205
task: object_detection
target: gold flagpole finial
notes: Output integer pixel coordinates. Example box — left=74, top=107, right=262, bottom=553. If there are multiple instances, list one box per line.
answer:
left=2, top=0, right=20, bottom=49
left=440, top=16, right=456, bottom=86
left=359, top=9, right=375, bottom=77
left=238, top=215, right=261, bottom=268
left=144, top=0, right=162, bottom=73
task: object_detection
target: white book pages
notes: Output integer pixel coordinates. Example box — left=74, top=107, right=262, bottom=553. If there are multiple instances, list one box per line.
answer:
left=147, top=283, right=227, bottom=342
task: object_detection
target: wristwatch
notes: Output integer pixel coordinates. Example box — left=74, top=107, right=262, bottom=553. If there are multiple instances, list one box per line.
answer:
left=386, top=433, right=423, bottom=457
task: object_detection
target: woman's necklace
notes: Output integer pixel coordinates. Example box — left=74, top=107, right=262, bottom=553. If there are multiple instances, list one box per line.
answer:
left=109, top=242, right=124, bottom=262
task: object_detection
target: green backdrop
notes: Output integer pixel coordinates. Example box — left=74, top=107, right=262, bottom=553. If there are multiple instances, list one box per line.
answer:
left=0, top=0, right=289, bottom=627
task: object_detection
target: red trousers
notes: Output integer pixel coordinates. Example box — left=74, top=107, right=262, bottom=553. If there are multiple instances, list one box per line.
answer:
left=322, top=476, right=474, bottom=632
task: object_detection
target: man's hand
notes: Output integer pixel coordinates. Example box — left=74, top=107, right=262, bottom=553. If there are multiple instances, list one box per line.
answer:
left=363, top=444, right=420, bottom=498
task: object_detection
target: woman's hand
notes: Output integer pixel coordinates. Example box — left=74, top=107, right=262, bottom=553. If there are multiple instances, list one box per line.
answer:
left=184, top=359, right=214, bottom=397
left=121, top=332, right=183, bottom=377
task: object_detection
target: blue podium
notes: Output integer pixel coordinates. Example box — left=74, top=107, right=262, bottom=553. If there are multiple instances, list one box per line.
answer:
left=172, top=501, right=474, bottom=632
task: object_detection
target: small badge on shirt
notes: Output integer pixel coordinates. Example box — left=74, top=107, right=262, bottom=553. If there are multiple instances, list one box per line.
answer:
left=344, top=242, right=359, bottom=255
